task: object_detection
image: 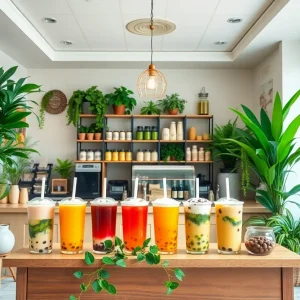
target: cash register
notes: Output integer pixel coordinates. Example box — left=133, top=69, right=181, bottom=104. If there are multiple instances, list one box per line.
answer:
left=107, top=180, right=128, bottom=200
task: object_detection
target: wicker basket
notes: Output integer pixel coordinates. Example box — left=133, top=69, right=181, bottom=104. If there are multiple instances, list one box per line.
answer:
left=295, top=268, right=300, bottom=286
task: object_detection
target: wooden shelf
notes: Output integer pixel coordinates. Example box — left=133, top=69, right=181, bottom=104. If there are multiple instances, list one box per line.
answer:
left=132, top=161, right=159, bottom=163
left=132, top=115, right=159, bottom=119
left=160, top=140, right=185, bottom=143
left=105, top=114, right=132, bottom=119
left=79, top=114, right=96, bottom=118
left=104, top=140, right=131, bottom=143
left=186, top=140, right=213, bottom=143
left=132, top=140, right=159, bottom=143
left=75, top=160, right=102, bottom=163
left=159, top=161, right=186, bottom=163
left=77, top=140, right=103, bottom=143
left=104, top=161, right=132, bottom=163
left=79, top=114, right=213, bottom=119
left=186, top=161, right=213, bottom=164
left=186, top=114, right=213, bottom=119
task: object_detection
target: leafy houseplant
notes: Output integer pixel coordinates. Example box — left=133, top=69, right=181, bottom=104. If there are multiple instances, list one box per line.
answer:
left=39, top=91, right=53, bottom=129
left=53, top=159, right=74, bottom=179
left=67, top=90, right=86, bottom=127
left=158, top=93, right=187, bottom=115
left=161, top=144, right=185, bottom=162
left=106, top=86, right=137, bottom=115
left=78, top=126, right=88, bottom=141
left=70, top=237, right=184, bottom=299
left=140, top=100, right=161, bottom=115
left=87, top=125, right=95, bottom=141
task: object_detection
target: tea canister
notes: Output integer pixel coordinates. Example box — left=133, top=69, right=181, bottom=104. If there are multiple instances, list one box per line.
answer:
left=120, top=131, right=126, bottom=140
left=125, top=151, right=132, bottom=161
left=94, top=150, right=101, bottom=161
left=136, top=149, right=144, bottom=161
left=126, top=131, right=132, bottom=140
left=144, top=149, right=151, bottom=161
left=112, top=149, right=119, bottom=161
left=119, top=149, right=125, bottom=161
left=113, top=131, right=120, bottom=141
left=151, top=150, right=158, bottom=161
left=144, top=126, right=151, bottom=140
left=198, top=147, right=205, bottom=161
left=106, top=131, right=112, bottom=140
left=151, top=126, right=158, bottom=140
left=87, top=149, right=94, bottom=161
left=198, top=87, right=209, bottom=115
left=105, top=150, right=112, bottom=161
left=192, top=145, right=198, bottom=161
left=79, top=150, right=87, bottom=161
left=136, top=126, right=144, bottom=140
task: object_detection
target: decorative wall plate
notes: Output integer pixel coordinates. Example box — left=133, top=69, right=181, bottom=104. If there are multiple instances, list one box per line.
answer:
left=44, top=90, right=67, bottom=114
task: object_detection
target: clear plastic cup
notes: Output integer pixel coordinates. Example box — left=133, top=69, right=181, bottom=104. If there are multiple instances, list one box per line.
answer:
left=121, top=197, right=148, bottom=254
left=91, top=197, right=118, bottom=254
left=59, top=197, right=86, bottom=254
left=215, top=197, right=244, bottom=254
left=27, top=197, right=55, bottom=254
left=152, top=198, right=180, bottom=254
left=184, top=198, right=212, bottom=254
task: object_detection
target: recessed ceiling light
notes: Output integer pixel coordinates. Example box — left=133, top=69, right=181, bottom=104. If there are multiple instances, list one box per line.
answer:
left=60, top=40, right=73, bottom=46
left=214, top=41, right=227, bottom=45
left=227, top=18, right=242, bottom=24
left=42, top=17, right=57, bottom=24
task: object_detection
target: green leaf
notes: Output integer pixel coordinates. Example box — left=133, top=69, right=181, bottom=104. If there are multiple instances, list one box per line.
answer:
left=73, top=271, right=83, bottom=279
left=271, top=92, right=283, bottom=141
left=165, top=281, right=179, bottom=290
left=241, top=105, right=261, bottom=128
left=92, top=280, right=102, bottom=293
left=145, top=252, right=154, bottom=265
left=162, top=260, right=169, bottom=267
left=107, top=284, right=117, bottom=295
left=150, top=245, right=159, bottom=254
left=174, top=268, right=185, bottom=281
left=167, top=287, right=173, bottom=295
left=99, top=279, right=109, bottom=291
left=104, top=240, right=113, bottom=249
left=282, top=90, right=300, bottom=120
left=84, top=252, right=95, bottom=265
left=115, top=236, right=122, bottom=247
left=153, top=254, right=161, bottom=265
left=80, top=283, right=87, bottom=292
left=98, top=269, right=110, bottom=279
left=282, top=184, right=300, bottom=200
left=116, top=259, right=126, bottom=268
left=260, top=108, right=273, bottom=140
left=143, top=238, right=151, bottom=248
left=102, top=257, right=115, bottom=265
left=69, top=295, right=77, bottom=300
left=0, top=66, right=17, bottom=86
left=137, top=253, right=145, bottom=262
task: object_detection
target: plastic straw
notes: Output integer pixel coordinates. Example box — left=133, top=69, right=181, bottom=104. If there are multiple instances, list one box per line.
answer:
left=134, top=177, right=139, bottom=199
left=41, top=177, right=46, bottom=200
left=226, top=177, right=230, bottom=200
left=196, top=177, right=199, bottom=198
left=72, top=177, right=77, bottom=200
left=103, top=178, right=107, bottom=198
left=163, top=178, right=167, bottom=199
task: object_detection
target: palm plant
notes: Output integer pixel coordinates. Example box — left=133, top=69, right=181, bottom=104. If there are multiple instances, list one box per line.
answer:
left=53, top=159, right=74, bottom=179
left=140, top=101, right=161, bottom=115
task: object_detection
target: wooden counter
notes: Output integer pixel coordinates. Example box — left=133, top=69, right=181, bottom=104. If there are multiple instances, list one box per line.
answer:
left=3, top=243, right=299, bottom=299
left=0, top=201, right=270, bottom=252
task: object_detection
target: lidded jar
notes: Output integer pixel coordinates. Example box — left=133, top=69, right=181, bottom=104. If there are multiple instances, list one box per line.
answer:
left=136, top=149, right=144, bottom=161
left=170, top=122, right=177, bottom=140
left=151, top=126, right=158, bottom=140
left=198, top=87, right=209, bottom=115
left=136, top=126, right=144, bottom=140
left=144, top=149, right=151, bottom=161
left=192, top=145, right=198, bottom=161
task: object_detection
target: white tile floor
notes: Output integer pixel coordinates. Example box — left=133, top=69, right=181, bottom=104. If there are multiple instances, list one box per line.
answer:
left=0, top=277, right=300, bottom=299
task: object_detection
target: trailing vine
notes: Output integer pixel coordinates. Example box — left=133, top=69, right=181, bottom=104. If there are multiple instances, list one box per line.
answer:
left=241, top=148, right=250, bottom=197
left=66, top=90, right=86, bottom=126
left=39, top=91, right=53, bottom=129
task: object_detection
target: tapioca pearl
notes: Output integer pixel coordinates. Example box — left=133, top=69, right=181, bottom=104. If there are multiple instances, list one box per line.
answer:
left=39, top=249, right=43, bottom=253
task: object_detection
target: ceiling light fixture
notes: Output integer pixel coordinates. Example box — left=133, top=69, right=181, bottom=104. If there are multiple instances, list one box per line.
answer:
left=227, top=18, right=242, bottom=23
left=214, top=41, right=227, bottom=45
left=136, top=0, right=167, bottom=99
left=60, top=40, right=73, bottom=45
left=42, top=17, right=57, bottom=24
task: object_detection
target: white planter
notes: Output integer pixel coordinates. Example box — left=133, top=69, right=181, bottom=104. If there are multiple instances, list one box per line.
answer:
left=217, top=172, right=241, bottom=199
left=0, top=224, right=15, bottom=254
left=9, top=185, right=19, bottom=204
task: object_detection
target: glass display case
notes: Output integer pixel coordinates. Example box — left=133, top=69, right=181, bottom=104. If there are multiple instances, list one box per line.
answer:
left=132, top=165, right=195, bottom=201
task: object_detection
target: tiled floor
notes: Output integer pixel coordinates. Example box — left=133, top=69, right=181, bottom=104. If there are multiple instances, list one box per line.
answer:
left=0, top=277, right=300, bottom=299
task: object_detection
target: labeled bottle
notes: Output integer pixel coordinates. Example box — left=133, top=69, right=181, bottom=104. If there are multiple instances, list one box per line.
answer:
left=192, top=145, right=198, bottom=161
left=125, top=150, right=132, bottom=161
left=94, top=150, right=101, bottom=161
left=136, top=126, right=144, bottom=140
left=162, top=128, right=170, bottom=140
left=176, top=121, right=183, bottom=140
left=144, top=126, right=151, bottom=140
left=113, top=131, right=119, bottom=141
left=171, top=181, right=178, bottom=199
left=198, top=87, right=209, bottom=115
left=178, top=181, right=184, bottom=200
left=151, top=126, right=158, bottom=140
left=183, top=185, right=189, bottom=200
left=112, top=149, right=119, bottom=161
left=198, top=147, right=205, bottom=161
left=119, top=149, right=125, bottom=161
left=106, top=131, right=112, bottom=140
left=105, top=150, right=112, bottom=161
left=126, top=131, right=132, bottom=140
left=87, top=149, right=94, bottom=161
left=79, top=150, right=87, bottom=161
left=205, top=150, right=211, bottom=161
left=119, top=131, right=126, bottom=141
left=170, top=122, right=177, bottom=140
left=186, top=147, right=191, bottom=161
left=136, top=149, right=144, bottom=161
left=144, top=149, right=151, bottom=161
left=151, top=150, right=158, bottom=161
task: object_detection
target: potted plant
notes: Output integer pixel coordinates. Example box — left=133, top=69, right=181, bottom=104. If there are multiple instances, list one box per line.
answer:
left=158, top=93, right=186, bottom=115
left=106, top=86, right=137, bottom=115
left=78, top=126, right=88, bottom=141
left=89, top=123, right=102, bottom=140
left=0, top=171, right=9, bottom=204
left=160, top=144, right=185, bottom=162
left=87, top=125, right=95, bottom=141
left=66, top=90, right=86, bottom=126
left=53, top=159, right=74, bottom=193
left=140, top=101, right=161, bottom=115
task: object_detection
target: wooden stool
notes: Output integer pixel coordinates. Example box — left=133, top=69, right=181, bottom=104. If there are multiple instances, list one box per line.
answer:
left=0, top=253, right=16, bottom=288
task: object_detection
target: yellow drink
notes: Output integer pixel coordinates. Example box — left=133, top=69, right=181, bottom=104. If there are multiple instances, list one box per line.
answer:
left=215, top=198, right=244, bottom=254
left=59, top=198, right=86, bottom=254
left=153, top=198, right=179, bottom=254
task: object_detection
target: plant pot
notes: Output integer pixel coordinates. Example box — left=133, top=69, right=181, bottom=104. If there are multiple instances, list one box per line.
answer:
left=9, top=185, right=19, bottom=204
left=78, top=133, right=86, bottom=140
left=168, top=108, right=179, bottom=115
left=217, top=170, right=241, bottom=199
left=86, top=133, right=94, bottom=140
left=19, top=188, right=28, bottom=204
left=0, top=224, right=15, bottom=255
left=94, top=133, right=102, bottom=140
left=113, top=104, right=126, bottom=115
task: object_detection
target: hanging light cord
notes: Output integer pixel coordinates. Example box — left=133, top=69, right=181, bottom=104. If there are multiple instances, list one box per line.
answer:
left=150, top=0, right=154, bottom=65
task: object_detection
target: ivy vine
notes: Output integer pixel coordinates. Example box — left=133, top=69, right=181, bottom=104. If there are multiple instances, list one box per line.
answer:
left=39, top=91, right=53, bottom=129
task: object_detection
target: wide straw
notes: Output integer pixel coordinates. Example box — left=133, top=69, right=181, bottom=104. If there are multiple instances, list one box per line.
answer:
left=196, top=177, right=199, bottom=198
left=163, top=178, right=167, bottom=199
left=72, top=177, right=77, bottom=200
left=134, top=177, right=139, bottom=199
left=102, top=178, right=107, bottom=198
left=226, top=177, right=230, bottom=200
left=41, top=177, right=46, bottom=200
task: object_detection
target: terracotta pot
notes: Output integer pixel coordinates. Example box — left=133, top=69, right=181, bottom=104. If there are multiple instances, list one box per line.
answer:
left=19, top=188, right=28, bottom=204
left=9, top=185, right=19, bottom=204
left=94, top=133, right=102, bottom=140
left=168, top=108, right=179, bottom=115
left=78, top=133, right=86, bottom=140
left=87, top=133, right=94, bottom=140
left=113, top=104, right=126, bottom=115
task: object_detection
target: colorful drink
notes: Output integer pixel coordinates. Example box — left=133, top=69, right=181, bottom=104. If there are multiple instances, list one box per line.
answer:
left=184, top=198, right=212, bottom=254
left=121, top=197, right=148, bottom=254
left=59, top=197, right=86, bottom=254
left=91, top=197, right=117, bottom=254
left=215, top=198, right=244, bottom=254
left=27, top=197, right=55, bottom=254
left=152, top=198, right=179, bottom=254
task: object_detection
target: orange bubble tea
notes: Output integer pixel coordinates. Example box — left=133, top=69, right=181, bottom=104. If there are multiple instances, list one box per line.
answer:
left=59, top=197, right=86, bottom=254
left=152, top=198, right=180, bottom=254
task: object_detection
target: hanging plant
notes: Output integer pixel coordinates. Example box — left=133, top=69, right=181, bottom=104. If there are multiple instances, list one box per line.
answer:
left=39, top=91, right=53, bottom=129
left=66, top=90, right=86, bottom=126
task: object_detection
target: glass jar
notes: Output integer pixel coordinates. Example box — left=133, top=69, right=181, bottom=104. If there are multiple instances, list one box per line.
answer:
left=94, top=150, right=101, bottom=161
left=87, top=149, right=94, bottom=161
left=198, top=147, right=205, bottom=161
left=105, top=150, right=112, bottom=161
left=151, top=126, right=158, bottom=140
left=79, top=150, right=86, bottom=161
left=120, top=131, right=126, bottom=141
left=144, top=126, right=151, bottom=140
left=125, top=150, right=132, bottom=161
left=112, top=149, right=119, bottom=161
left=136, top=126, right=143, bottom=140
left=126, top=131, right=132, bottom=140
left=244, top=226, right=276, bottom=256
left=186, top=147, right=191, bottom=161
left=144, top=149, right=151, bottom=161
left=170, top=122, right=176, bottom=140
left=106, top=131, right=112, bottom=140
left=136, top=149, right=144, bottom=161
left=192, top=145, right=198, bottom=161
left=205, top=150, right=211, bottom=161
left=151, top=150, right=158, bottom=161
left=119, top=149, right=125, bottom=161
left=162, top=128, right=170, bottom=140
left=113, top=131, right=119, bottom=141
left=198, top=87, right=209, bottom=115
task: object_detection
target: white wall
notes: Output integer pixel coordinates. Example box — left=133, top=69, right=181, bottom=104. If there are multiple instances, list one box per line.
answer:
left=0, top=49, right=27, bottom=78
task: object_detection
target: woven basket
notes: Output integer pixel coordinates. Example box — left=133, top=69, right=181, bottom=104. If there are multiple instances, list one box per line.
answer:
left=295, top=268, right=300, bottom=286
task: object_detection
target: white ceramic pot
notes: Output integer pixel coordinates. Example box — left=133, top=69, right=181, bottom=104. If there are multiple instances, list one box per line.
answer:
left=9, top=185, right=19, bottom=204
left=19, top=188, right=29, bottom=204
left=217, top=171, right=241, bottom=199
left=0, top=224, right=15, bottom=254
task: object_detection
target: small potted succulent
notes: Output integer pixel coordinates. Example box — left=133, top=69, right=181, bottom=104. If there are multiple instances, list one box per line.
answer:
left=78, top=126, right=88, bottom=141
left=158, top=93, right=187, bottom=115
left=90, top=123, right=102, bottom=140
left=53, top=159, right=74, bottom=193
left=87, top=126, right=95, bottom=141
left=140, top=101, right=161, bottom=115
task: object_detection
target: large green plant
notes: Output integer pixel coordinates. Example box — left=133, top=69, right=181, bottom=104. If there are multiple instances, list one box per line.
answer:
left=53, top=159, right=74, bottom=179
left=66, top=90, right=85, bottom=126
left=160, top=144, right=185, bottom=162
left=227, top=91, right=300, bottom=215
left=158, top=93, right=186, bottom=113
left=106, top=86, right=137, bottom=114
left=140, top=100, right=161, bottom=115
